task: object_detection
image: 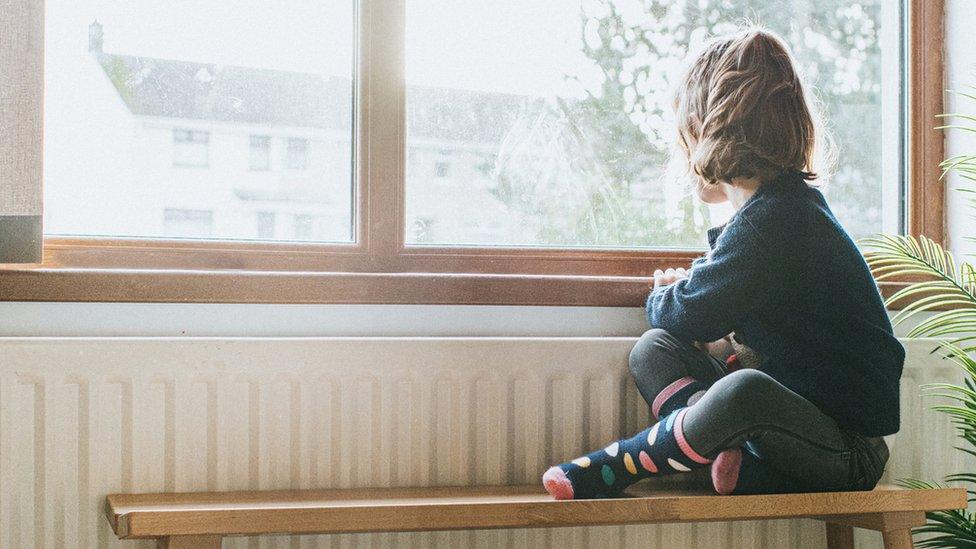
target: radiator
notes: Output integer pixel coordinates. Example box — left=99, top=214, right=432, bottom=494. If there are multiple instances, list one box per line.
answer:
left=0, top=337, right=967, bottom=548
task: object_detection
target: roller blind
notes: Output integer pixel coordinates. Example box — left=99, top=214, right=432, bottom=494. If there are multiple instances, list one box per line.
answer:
left=0, top=0, right=43, bottom=263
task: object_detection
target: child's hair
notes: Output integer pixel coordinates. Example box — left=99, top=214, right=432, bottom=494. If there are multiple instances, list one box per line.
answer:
left=674, top=27, right=831, bottom=186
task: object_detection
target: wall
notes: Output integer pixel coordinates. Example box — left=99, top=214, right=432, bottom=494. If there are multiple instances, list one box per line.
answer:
left=0, top=336, right=966, bottom=549
left=945, top=0, right=976, bottom=256
left=0, top=303, right=646, bottom=338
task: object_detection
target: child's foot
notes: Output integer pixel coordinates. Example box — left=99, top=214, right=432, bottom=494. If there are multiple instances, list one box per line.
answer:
left=543, top=408, right=712, bottom=500
left=711, top=446, right=799, bottom=495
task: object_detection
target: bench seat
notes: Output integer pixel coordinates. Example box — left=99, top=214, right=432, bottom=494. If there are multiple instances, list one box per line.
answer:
left=105, top=484, right=966, bottom=548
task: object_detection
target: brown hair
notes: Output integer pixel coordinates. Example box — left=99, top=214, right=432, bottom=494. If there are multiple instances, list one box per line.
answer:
left=674, top=27, right=830, bottom=186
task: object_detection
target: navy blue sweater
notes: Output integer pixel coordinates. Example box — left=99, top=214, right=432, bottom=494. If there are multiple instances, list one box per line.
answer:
left=647, top=172, right=904, bottom=437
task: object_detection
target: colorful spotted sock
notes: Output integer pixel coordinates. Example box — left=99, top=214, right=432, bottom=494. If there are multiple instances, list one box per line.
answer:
left=652, top=376, right=709, bottom=420
left=711, top=446, right=799, bottom=495
left=543, top=408, right=711, bottom=500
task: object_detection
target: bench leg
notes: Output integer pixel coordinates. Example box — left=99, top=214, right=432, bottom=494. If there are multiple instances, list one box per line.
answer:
left=157, top=535, right=222, bottom=549
left=818, top=511, right=922, bottom=549
left=882, top=529, right=914, bottom=549
left=825, top=522, right=855, bottom=549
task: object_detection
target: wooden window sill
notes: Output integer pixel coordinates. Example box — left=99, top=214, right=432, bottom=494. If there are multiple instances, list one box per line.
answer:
left=0, top=267, right=910, bottom=307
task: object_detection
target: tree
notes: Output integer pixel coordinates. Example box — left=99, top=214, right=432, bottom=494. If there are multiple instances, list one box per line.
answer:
left=489, top=0, right=886, bottom=247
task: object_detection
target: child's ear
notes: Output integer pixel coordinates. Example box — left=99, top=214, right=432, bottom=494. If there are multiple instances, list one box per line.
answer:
left=695, top=180, right=728, bottom=204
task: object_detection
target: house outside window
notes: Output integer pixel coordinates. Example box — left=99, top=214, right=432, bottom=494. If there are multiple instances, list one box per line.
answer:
left=163, top=208, right=213, bottom=238
left=435, top=161, right=451, bottom=178
left=172, top=129, right=209, bottom=167
left=287, top=138, right=308, bottom=171
left=256, top=211, right=276, bottom=239
left=249, top=136, right=271, bottom=171
left=293, top=214, right=314, bottom=239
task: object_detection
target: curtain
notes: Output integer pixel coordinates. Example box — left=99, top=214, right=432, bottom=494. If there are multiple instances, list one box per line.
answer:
left=0, top=0, right=43, bottom=263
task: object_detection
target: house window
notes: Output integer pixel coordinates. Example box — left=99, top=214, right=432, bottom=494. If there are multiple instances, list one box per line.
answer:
left=249, top=136, right=271, bottom=171
left=287, top=138, right=309, bottom=171
left=172, top=129, right=209, bottom=168
left=256, top=211, right=275, bottom=239
left=163, top=209, right=213, bottom=238
left=434, top=161, right=451, bottom=178
left=293, top=214, right=314, bottom=240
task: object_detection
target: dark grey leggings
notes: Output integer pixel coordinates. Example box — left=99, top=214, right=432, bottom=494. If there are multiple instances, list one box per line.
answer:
left=629, top=329, right=889, bottom=492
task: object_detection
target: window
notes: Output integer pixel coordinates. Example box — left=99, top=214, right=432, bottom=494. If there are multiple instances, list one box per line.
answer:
left=173, top=129, right=209, bottom=168
left=256, top=211, right=276, bottom=239
left=249, top=136, right=271, bottom=171
left=42, top=5, right=355, bottom=243
left=293, top=214, right=314, bottom=240
left=163, top=209, right=213, bottom=238
left=405, top=1, right=904, bottom=247
left=286, top=138, right=309, bottom=171
left=434, top=161, right=451, bottom=178
left=11, top=1, right=943, bottom=305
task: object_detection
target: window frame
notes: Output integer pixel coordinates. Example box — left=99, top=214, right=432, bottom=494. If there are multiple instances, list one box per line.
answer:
left=0, top=0, right=945, bottom=305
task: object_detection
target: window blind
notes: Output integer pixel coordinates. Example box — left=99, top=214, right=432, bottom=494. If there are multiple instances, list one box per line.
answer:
left=0, top=0, right=43, bottom=263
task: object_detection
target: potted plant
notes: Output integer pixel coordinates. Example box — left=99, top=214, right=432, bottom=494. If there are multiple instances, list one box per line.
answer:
left=864, top=87, right=976, bottom=547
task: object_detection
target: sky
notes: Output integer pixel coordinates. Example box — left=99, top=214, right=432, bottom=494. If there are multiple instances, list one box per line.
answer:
left=46, top=0, right=591, bottom=96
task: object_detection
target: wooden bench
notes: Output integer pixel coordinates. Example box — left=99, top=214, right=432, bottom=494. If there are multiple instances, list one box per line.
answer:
left=105, top=484, right=965, bottom=549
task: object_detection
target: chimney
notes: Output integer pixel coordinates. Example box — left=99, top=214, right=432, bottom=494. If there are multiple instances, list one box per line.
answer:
left=88, top=20, right=104, bottom=53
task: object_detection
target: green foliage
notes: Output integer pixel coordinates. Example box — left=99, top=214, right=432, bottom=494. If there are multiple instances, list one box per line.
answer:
left=100, top=56, right=137, bottom=107
left=490, top=0, right=888, bottom=248
left=863, top=88, right=976, bottom=547
left=898, top=479, right=976, bottom=548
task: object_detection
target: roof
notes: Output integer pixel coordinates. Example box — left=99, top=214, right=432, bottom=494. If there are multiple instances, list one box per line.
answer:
left=96, top=53, right=534, bottom=145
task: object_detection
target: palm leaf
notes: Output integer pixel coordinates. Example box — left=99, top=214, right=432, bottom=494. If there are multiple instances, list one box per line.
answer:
left=876, top=86, right=976, bottom=547
left=862, top=235, right=976, bottom=346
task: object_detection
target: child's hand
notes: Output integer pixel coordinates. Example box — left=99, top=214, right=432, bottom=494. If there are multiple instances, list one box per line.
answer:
left=694, top=335, right=734, bottom=360
left=652, top=268, right=689, bottom=290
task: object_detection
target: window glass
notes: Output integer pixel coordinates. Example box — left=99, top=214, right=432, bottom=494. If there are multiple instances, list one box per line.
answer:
left=405, top=1, right=904, bottom=248
left=249, top=136, right=271, bottom=172
left=256, top=211, right=276, bottom=239
left=287, top=138, right=309, bottom=171
left=163, top=208, right=213, bottom=238
left=173, top=129, right=209, bottom=167
left=44, top=2, right=356, bottom=243
left=294, top=214, right=314, bottom=240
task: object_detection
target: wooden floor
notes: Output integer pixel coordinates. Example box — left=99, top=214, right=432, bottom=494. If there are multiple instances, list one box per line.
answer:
left=107, top=483, right=965, bottom=544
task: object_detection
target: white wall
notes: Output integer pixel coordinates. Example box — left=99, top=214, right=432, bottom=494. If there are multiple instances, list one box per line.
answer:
left=0, top=303, right=648, bottom=338
left=945, top=0, right=976, bottom=256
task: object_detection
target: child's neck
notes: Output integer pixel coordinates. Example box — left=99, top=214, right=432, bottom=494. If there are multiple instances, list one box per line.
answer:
left=725, top=177, right=762, bottom=211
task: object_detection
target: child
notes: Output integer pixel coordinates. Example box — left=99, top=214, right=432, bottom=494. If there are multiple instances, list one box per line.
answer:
left=543, top=27, right=902, bottom=499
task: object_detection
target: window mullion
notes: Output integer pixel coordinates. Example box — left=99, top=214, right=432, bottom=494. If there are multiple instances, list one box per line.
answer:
left=361, top=0, right=406, bottom=271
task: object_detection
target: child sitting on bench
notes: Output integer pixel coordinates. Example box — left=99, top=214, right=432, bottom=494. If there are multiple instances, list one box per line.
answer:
left=543, top=26, right=902, bottom=499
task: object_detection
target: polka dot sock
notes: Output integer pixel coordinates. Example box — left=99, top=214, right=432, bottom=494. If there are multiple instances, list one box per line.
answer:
left=711, top=446, right=799, bottom=495
left=651, top=376, right=709, bottom=420
left=543, top=408, right=711, bottom=500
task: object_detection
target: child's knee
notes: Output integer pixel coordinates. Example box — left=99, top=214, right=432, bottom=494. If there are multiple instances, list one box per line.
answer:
left=708, top=369, right=779, bottom=417
left=629, top=328, right=673, bottom=376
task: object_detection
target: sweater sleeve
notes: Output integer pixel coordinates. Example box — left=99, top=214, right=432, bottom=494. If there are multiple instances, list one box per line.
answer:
left=646, top=215, right=782, bottom=342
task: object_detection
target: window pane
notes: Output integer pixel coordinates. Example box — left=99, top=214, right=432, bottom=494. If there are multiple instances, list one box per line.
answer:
left=44, top=2, right=356, bottom=243
left=249, top=136, right=271, bottom=172
left=287, top=138, right=310, bottom=171
left=406, top=1, right=903, bottom=248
